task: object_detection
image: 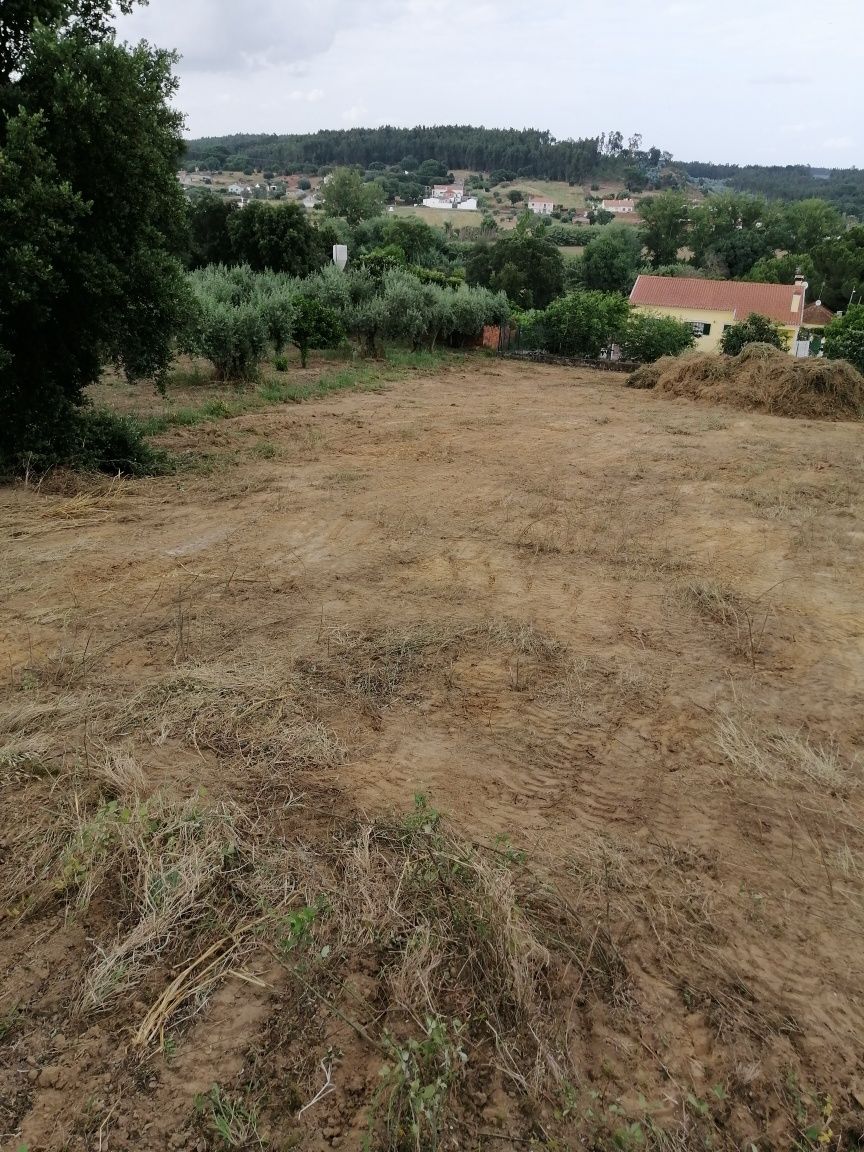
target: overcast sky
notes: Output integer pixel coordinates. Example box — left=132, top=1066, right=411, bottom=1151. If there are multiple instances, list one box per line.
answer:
left=117, top=0, right=861, bottom=167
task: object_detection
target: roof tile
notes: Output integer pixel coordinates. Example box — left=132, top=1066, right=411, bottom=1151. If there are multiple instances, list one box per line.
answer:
left=630, top=275, right=805, bottom=326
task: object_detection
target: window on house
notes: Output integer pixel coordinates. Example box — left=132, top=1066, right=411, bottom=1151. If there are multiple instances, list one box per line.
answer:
left=691, top=322, right=712, bottom=337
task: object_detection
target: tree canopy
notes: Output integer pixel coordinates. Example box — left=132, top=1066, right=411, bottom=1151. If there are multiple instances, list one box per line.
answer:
left=322, top=167, right=386, bottom=225
left=639, top=192, right=690, bottom=267
left=719, top=313, right=787, bottom=355
left=578, top=225, right=643, bottom=294
left=1, top=2, right=190, bottom=466
left=823, top=304, right=864, bottom=375
left=466, top=230, right=564, bottom=309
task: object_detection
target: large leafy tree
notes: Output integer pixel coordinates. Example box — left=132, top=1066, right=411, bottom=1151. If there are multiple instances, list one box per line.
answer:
left=227, top=200, right=329, bottom=275
left=186, top=193, right=238, bottom=268
left=689, top=193, right=772, bottom=277
left=322, top=167, right=385, bottom=226
left=823, top=305, right=864, bottom=375
left=811, top=227, right=864, bottom=312
left=639, top=192, right=690, bottom=267
left=466, top=230, right=564, bottom=309
left=1, top=0, right=191, bottom=466
left=619, top=313, right=695, bottom=362
left=578, top=224, right=643, bottom=294
left=719, top=313, right=787, bottom=355
left=540, top=291, right=629, bottom=358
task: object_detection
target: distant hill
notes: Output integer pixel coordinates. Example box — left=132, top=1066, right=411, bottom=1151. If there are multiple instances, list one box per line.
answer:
left=183, top=126, right=864, bottom=216
left=184, top=126, right=630, bottom=184
left=680, top=161, right=864, bottom=216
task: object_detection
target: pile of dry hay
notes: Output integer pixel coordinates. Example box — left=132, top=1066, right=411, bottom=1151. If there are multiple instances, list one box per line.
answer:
left=627, top=343, right=864, bottom=419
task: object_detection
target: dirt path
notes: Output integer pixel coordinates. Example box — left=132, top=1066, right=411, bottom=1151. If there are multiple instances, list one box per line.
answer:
left=2, top=359, right=863, bottom=1150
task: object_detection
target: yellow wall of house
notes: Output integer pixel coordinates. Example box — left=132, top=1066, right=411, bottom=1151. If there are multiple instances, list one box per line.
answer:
left=632, top=305, right=797, bottom=353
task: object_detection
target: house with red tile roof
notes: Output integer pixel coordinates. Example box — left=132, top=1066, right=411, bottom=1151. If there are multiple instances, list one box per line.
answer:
left=802, top=301, right=836, bottom=328
left=602, top=198, right=637, bottom=214
left=528, top=197, right=554, bottom=216
left=629, top=275, right=807, bottom=352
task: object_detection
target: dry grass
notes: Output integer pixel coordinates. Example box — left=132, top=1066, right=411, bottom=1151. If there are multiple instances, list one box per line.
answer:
left=112, top=661, right=345, bottom=773
left=331, top=803, right=590, bottom=1099
left=628, top=345, right=864, bottom=420
left=299, top=617, right=565, bottom=711
left=681, top=578, right=779, bottom=667
left=716, top=714, right=856, bottom=794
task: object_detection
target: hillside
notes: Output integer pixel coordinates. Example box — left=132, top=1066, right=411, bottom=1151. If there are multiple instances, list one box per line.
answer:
left=183, top=126, right=864, bottom=216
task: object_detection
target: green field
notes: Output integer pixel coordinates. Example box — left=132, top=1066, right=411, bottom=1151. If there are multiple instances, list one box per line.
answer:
left=390, top=205, right=484, bottom=228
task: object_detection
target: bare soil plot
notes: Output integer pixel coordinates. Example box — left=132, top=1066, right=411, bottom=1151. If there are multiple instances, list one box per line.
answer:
left=2, top=359, right=864, bottom=1151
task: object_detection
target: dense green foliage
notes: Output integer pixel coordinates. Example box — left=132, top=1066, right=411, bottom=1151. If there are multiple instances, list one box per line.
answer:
left=227, top=200, right=330, bottom=274
left=719, top=313, right=787, bottom=355
left=681, top=161, right=864, bottom=217
left=1, top=0, right=190, bottom=469
left=618, top=313, right=695, bottom=362
left=823, top=305, right=864, bottom=375
left=639, top=193, right=690, bottom=266
left=184, top=126, right=617, bottom=183
left=288, top=297, right=344, bottom=367
left=466, top=229, right=564, bottom=309
left=518, top=291, right=629, bottom=359
left=577, top=226, right=643, bottom=294
left=322, top=167, right=385, bottom=225
left=517, top=291, right=694, bottom=363
left=635, top=191, right=863, bottom=310
left=183, top=264, right=509, bottom=379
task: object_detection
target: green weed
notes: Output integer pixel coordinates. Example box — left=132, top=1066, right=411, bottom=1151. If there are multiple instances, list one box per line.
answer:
left=195, top=1084, right=263, bottom=1149
left=370, top=1016, right=467, bottom=1152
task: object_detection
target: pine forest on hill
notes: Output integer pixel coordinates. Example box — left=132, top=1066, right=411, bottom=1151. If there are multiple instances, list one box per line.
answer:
left=183, top=124, right=864, bottom=216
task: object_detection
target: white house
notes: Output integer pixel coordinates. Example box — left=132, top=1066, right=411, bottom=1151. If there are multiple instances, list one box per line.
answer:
left=602, top=198, right=637, bottom=214
left=457, top=197, right=478, bottom=211
left=528, top=197, right=554, bottom=216
left=430, top=183, right=465, bottom=206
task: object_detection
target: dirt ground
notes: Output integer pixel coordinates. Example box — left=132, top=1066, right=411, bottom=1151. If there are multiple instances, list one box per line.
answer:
left=2, top=358, right=864, bottom=1151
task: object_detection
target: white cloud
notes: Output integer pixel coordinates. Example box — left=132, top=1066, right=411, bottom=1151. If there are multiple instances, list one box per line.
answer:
left=115, top=0, right=864, bottom=167
left=288, top=89, right=325, bottom=103
left=825, top=136, right=854, bottom=151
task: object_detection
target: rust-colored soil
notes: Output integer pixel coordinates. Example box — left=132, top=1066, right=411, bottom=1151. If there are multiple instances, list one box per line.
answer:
left=2, top=359, right=864, bottom=1151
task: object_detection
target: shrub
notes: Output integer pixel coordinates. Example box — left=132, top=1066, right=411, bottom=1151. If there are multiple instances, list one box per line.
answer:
left=823, top=304, right=864, bottom=375
left=3, top=408, right=168, bottom=478
left=619, top=313, right=695, bottom=362
left=719, top=313, right=787, bottom=355
left=289, top=296, right=344, bottom=367
left=541, top=291, right=629, bottom=358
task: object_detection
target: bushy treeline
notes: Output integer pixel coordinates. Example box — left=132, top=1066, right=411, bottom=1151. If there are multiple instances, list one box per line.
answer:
left=515, top=292, right=695, bottom=362
left=680, top=162, right=864, bottom=217
left=183, top=264, right=509, bottom=378
left=637, top=191, right=864, bottom=311
left=186, top=196, right=464, bottom=278
left=185, top=126, right=625, bottom=184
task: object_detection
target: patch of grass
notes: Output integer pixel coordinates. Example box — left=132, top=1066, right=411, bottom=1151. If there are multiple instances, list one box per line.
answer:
left=371, top=1015, right=467, bottom=1151
left=716, top=715, right=856, bottom=793
left=196, top=1084, right=263, bottom=1150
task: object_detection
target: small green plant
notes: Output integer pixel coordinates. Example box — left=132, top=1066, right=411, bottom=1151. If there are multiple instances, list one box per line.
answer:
left=372, top=1016, right=467, bottom=1151
left=251, top=440, right=278, bottom=460
left=798, top=1094, right=834, bottom=1149
left=492, top=832, right=526, bottom=866
left=277, top=902, right=321, bottom=955
left=273, top=353, right=289, bottom=372
left=402, top=792, right=441, bottom=834
left=613, top=1121, right=645, bottom=1148
left=195, top=1084, right=263, bottom=1149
